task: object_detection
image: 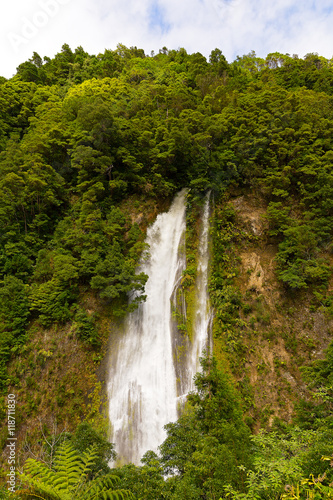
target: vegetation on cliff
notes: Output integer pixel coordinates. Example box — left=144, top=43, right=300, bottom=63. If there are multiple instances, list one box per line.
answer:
left=1, top=44, right=333, bottom=498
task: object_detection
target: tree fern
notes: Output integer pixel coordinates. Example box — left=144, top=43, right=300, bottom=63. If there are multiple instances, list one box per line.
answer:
left=19, top=442, right=133, bottom=500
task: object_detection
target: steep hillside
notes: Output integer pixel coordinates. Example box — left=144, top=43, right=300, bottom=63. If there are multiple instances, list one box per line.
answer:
left=1, top=44, right=333, bottom=499
left=213, top=191, right=333, bottom=428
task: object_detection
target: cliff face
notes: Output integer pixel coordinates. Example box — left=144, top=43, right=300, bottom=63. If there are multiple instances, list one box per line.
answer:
left=213, top=191, right=333, bottom=430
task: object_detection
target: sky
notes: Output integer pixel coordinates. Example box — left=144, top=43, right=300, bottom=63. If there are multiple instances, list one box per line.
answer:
left=1, top=0, right=333, bottom=79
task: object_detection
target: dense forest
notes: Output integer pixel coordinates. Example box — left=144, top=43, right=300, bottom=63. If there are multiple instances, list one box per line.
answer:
left=1, top=44, right=333, bottom=499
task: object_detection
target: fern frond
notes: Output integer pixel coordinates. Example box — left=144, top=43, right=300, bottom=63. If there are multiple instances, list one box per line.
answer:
left=81, top=474, right=119, bottom=494
left=15, top=488, right=50, bottom=500
left=20, top=443, right=81, bottom=499
left=78, top=444, right=100, bottom=478
left=19, top=472, right=64, bottom=500
left=21, top=461, right=66, bottom=497
left=23, top=458, right=52, bottom=478
left=81, top=475, right=133, bottom=500
left=20, top=441, right=131, bottom=500
left=68, top=444, right=101, bottom=497
left=83, top=488, right=134, bottom=500
left=54, top=442, right=82, bottom=471
left=53, top=441, right=83, bottom=491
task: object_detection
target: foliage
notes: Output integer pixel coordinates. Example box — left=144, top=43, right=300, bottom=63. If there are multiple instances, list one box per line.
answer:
left=223, top=428, right=333, bottom=500
left=0, top=487, right=21, bottom=499
left=297, top=340, right=333, bottom=428
left=281, top=474, right=333, bottom=500
left=90, top=242, right=147, bottom=307
left=71, top=308, right=100, bottom=346
left=2, top=43, right=333, bottom=497
left=159, top=355, right=252, bottom=498
left=19, top=441, right=133, bottom=500
left=71, top=422, right=117, bottom=476
left=0, top=276, right=30, bottom=390
left=112, top=451, right=168, bottom=500
left=1, top=44, right=333, bottom=339
left=209, top=202, right=250, bottom=359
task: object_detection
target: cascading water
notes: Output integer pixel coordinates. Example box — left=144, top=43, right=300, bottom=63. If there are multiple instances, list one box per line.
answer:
left=107, top=189, right=188, bottom=465
left=189, top=192, right=213, bottom=388
left=107, top=189, right=212, bottom=465
left=171, top=192, right=212, bottom=401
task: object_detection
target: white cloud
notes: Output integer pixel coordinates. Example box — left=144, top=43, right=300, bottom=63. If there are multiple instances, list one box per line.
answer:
left=1, top=0, right=333, bottom=78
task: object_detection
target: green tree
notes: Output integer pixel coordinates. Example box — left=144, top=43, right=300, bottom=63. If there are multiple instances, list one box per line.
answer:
left=224, top=428, right=333, bottom=500
left=209, top=48, right=229, bottom=76
left=113, top=451, right=167, bottom=500
left=160, top=356, right=251, bottom=497
left=90, top=241, right=147, bottom=312
left=71, top=422, right=116, bottom=475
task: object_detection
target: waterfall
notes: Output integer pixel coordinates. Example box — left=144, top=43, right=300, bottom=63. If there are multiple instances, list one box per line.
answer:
left=107, top=189, right=187, bottom=465
left=107, top=189, right=212, bottom=465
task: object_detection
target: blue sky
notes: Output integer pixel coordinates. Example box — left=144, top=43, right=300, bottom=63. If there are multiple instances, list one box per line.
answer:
left=148, top=2, right=171, bottom=34
left=1, top=0, right=333, bottom=78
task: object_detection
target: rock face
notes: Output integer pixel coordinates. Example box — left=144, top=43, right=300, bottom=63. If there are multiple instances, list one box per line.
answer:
left=227, top=193, right=333, bottom=429
left=242, top=252, right=265, bottom=292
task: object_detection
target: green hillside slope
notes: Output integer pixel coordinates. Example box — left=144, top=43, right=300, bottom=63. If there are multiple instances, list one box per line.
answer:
left=1, top=45, right=333, bottom=499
